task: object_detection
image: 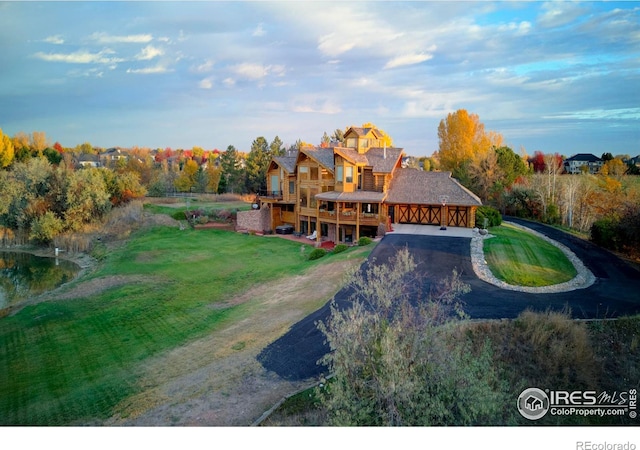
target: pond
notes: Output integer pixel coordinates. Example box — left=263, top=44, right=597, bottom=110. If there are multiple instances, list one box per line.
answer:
left=0, top=251, right=81, bottom=309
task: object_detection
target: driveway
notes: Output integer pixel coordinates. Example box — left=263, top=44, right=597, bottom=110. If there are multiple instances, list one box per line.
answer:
left=258, top=219, right=640, bottom=381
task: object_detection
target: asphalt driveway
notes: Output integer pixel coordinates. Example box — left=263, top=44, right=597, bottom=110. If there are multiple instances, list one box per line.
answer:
left=258, top=219, right=640, bottom=381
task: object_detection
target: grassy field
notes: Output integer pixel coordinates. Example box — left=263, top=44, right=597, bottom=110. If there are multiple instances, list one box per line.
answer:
left=483, top=223, right=577, bottom=286
left=0, top=225, right=363, bottom=425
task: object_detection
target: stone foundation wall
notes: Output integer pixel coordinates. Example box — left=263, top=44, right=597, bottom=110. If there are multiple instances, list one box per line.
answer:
left=237, top=208, right=270, bottom=232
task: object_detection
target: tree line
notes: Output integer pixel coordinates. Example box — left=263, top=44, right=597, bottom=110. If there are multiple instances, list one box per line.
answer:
left=434, top=109, right=640, bottom=259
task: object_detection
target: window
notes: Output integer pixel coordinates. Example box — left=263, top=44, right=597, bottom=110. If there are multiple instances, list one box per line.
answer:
left=299, top=187, right=308, bottom=207
left=310, top=167, right=318, bottom=180
left=299, top=166, right=309, bottom=180
left=345, top=166, right=353, bottom=183
left=336, top=166, right=343, bottom=183
left=289, top=181, right=295, bottom=194
left=346, top=138, right=357, bottom=148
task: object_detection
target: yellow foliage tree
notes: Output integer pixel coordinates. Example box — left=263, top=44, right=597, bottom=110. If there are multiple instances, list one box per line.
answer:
left=0, top=128, right=15, bottom=168
left=361, top=122, right=393, bottom=147
left=174, top=159, right=199, bottom=192
left=437, top=109, right=502, bottom=184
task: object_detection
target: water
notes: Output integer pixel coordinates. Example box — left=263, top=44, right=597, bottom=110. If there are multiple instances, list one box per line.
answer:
left=0, top=251, right=80, bottom=309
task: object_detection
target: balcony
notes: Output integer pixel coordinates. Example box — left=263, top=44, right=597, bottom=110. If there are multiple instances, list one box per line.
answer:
left=258, top=189, right=283, bottom=200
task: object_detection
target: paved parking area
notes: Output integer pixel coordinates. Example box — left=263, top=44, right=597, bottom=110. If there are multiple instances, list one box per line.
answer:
left=388, top=223, right=475, bottom=238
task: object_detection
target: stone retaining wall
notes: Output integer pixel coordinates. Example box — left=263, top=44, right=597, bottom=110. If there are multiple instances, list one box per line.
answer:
left=237, top=208, right=270, bottom=232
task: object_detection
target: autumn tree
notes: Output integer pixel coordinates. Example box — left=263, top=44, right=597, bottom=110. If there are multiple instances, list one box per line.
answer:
left=30, top=131, right=49, bottom=154
left=437, top=110, right=502, bottom=185
left=0, top=128, right=15, bottom=168
left=174, top=159, right=199, bottom=193
left=205, top=163, right=222, bottom=193
left=320, top=132, right=331, bottom=147
left=362, top=122, right=393, bottom=147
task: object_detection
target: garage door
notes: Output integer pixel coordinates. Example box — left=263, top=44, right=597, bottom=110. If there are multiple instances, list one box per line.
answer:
left=396, top=205, right=441, bottom=225
left=447, top=206, right=468, bottom=227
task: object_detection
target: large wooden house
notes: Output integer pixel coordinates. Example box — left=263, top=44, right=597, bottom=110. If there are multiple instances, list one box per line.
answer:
left=259, top=126, right=482, bottom=244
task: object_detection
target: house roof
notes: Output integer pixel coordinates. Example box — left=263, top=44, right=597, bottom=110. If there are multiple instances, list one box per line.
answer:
left=273, top=153, right=298, bottom=174
left=385, top=169, right=483, bottom=206
left=316, top=190, right=386, bottom=203
left=565, top=153, right=602, bottom=162
left=346, top=127, right=383, bottom=139
left=333, top=146, right=403, bottom=172
left=301, top=147, right=335, bottom=172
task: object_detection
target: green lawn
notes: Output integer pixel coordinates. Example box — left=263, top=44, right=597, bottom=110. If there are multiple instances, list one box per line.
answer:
left=483, top=223, right=577, bottom=286
left=0, top=226, right=327, bottom=425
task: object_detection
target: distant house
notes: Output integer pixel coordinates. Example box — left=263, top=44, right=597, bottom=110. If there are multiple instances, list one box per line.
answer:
left=563, top=153, right=603, bottom=174
left=76, top=153, right=101, bottom=168
left=99, top=147, right=127, bottom=167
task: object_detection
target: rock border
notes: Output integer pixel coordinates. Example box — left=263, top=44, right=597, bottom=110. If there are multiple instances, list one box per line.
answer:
left=470, top=221, right=596, bottom=293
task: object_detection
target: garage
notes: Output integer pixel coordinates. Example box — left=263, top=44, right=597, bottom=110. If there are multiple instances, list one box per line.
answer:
left=385, top=169, right=482, bottom=228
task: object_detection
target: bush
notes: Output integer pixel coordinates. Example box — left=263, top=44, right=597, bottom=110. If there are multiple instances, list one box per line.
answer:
left=591, top=217, right=619, bottom=250
left=29, top=211, right=64, bottom=244
left=357, top=236, right=372, bottom=246
left=196, top=215, right=209, bottom=225
left=308, top=248, right=327, bottom=260
left=332, top=244, right=348, bottom=254
left=171, top=210, right=187, bottom=221
left=476, top=205, right=502, bottom=228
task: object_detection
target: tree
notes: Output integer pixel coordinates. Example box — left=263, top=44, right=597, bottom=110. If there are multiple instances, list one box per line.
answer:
left=219, top=145, right=244, bottom=194
left=362, top=122, right=393, bottom=147
left=245, top=137, right=270, bottom=193
left=318, top=248, right=506, bottom=426
left=270, top=136, right=284, bottom=157
left=0, top=128, right=15, bottom=168
left=205, top=163, right=222, bottom=193
left=331, top=128, right=344, bottom=144
left=174, top=159, right=199, bottom=192
left=30, top=131, right=49, bottom=153
left=467, top=147, right=504, bottom=202
left=320, top=132, right=331, bottom=147
left=437, top=110, right=502, bottom=184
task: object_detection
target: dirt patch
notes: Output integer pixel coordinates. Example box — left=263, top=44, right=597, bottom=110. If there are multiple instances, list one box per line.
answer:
left=102, top=254, right=366, bottom=426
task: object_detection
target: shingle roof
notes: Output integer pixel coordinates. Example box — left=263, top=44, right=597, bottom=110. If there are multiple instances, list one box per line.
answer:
left=334, top=147, right=369, bottom=165
left=273, top=154, right=298, bottom=174
left=565, top=153, right=602, bottom=162
left=302, top=147, right=335, bottom=172
left=366, top=147, right=403, bottom=173
left=316, top=190, right=386, bottom=203
left=385, top=169, right=482, bottom=206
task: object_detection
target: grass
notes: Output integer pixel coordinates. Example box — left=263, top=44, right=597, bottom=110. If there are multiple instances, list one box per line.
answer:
left=0, top=225, right=340, bottom=425
left=483, top=223, right=577, bottom=286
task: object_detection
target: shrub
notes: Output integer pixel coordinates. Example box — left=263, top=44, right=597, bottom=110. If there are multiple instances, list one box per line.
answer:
left=332, top=244, right=348, bottom=254
left=476, top=205, right=502, bottom=228
left=308, top=248, right=327, bottom=260
left=591, top=216, right=619, bottom=250
left=196, top=215, right=209, bottom=225
left=29, top=211, right=64, bottom=244
left=357, top=236, right=372, bottom=246
left=171, top=210, right=187, bottom=221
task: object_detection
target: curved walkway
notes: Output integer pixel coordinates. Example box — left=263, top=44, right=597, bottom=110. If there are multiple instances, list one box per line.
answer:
left=258, top=219, right=640, bottom=381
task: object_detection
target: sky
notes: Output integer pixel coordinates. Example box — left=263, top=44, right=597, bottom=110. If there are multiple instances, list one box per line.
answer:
left=0, top=1, right=639, bottom=157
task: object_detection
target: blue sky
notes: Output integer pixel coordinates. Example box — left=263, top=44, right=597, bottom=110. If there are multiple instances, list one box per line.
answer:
left=0, top=1, right=638, bottom=156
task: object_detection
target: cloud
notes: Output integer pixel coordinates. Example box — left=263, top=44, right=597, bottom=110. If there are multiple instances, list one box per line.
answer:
left=191, top=60, right=214, bottom=73
left=230, top=62, right=286, bottom=80
left=33, top=49, right=124, bottom=65
left=126, top=64, right=171, bottom=74
left=43, top=35, right=64, bottom=45
left=136, top=45, right=164, bottom=61
left=538, top=2, right=587, bottom=28
left=544, top=108, right=640, bottom=120
left=252, top=23, right=266, bottom=37
left=384, top=52, right=434, bottom=69
left=292, top=97, right=342, bottom=114
left=89, top=32, right=153, bottom=44
left=199, top=77, right=213, bottom=89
